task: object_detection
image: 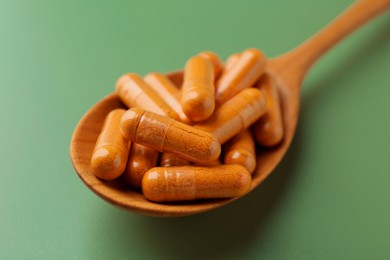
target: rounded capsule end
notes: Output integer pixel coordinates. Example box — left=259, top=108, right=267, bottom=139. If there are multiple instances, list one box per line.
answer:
left=224, top=150, right=256, bottom=174
left=232, top=165, right=252, bottom=196
left=116, top=73, right=139, bottom=90
left=206, top=134, right=222, bottom=162
left=244, top=48, right=266, bottom=61
left=198, top=51, right=223, bottom=76
left=142, top=167, right=167, bottom=202
left=182, top=88, right=215, bottom=122
left=253, top=116, right=284, bottom=147
left=120, top=108, right=145, bottom=141
left=91, top=146, right=126, bottom=180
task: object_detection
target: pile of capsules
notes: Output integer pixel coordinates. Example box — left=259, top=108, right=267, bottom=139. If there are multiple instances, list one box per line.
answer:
left=90, top=48, right=283, bottom=203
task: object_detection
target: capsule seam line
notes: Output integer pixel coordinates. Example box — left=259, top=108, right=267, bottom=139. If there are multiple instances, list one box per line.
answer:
left=161, top=119, right=173, bottom=152
left=132, top=109, right=144, bottom=143
left=234, top=106, right=246, bottom=132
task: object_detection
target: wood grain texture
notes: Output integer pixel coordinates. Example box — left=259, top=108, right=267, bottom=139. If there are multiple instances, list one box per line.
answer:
left=70, top=0, right=389, bottom=217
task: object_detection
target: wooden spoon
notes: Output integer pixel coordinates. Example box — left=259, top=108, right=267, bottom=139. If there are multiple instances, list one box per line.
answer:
left=70, top=0, right=390, bottom=217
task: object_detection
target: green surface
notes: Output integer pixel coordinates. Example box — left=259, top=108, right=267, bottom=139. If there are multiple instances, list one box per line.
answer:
left=1, top=0, right=390, bottom=259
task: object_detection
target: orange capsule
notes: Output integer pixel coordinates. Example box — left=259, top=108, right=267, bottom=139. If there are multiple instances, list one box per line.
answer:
left=181, top=55, right=215, bottom=122
left=215, top=48, right=267, bottom=105
left=224, top=53, right=240, bottom=72
left=116, top=73, right=182, bottom=184
left=116, top=73, right=180, bottom=121
left=123, top=143, right=159, bottom=188
left=223, top=129, right=256, bottom=174
left=160, top=152, right=191, bottom=167
left=120, top=107, right=221, bottom=163
left=198, top=51, right=223, bottom=78
left=144, top=72, right=192, bottom=124
left=142, top=165, right=252, bottom=202
left=253, top=75, right=284, bottom=146
left=143, top=73, right=192, bottom=167
left=91, top=109, right=131, bottom=180
left=195, top=88, right=267, bottom=144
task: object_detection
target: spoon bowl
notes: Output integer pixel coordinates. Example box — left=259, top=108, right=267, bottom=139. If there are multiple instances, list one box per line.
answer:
left=70, top=0, right=390, bottom=217
left=70, top=71, right=297, bottom=216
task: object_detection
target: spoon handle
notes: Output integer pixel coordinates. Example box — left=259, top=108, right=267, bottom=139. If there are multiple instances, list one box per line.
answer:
left=273, top=0, right=390, bottom=82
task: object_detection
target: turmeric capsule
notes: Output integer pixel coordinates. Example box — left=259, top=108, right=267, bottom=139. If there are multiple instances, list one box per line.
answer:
left=198, top=51, right=223, bottom=78
left=141, top=73, right=192, bottom=168
left=253, top=75, right=284, bottom=146
left=123, top=143, right=159, bottom=188
left=116, top=73, right=180, bottom=121
left=120, top=107, right=221, bottom=163
left=91, top=109, right=130, bottom=180
left=215, top=48, right=267, bottom=105
left=116, top=73, right=181, bottom=184
left=160, top=152, right=191, bottom=167
left=142, top=165, right=252, bottom=202
left=144, top=72, right=192, bottom=124
left=224, top=53, right=240, bottom=72
left=195, top=88, right=267, bottom=144
left=223, top=129, right=256, bottom=174
left=181, top=55, right=215, bottom=122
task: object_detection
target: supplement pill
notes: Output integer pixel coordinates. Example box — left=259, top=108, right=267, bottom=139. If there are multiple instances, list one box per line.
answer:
left=223, top=129, right=256, bottom=174
left=120, top=107, right=221, bottom=163
left=116, top=73, right=180, bottom=121
left=223, top=53, right=240, bottom=72
left=144, top=72, right=192, bottom=124
left=195, top=88, right=267, bottom=144
left=216, top=48, right=267, bottom=105
left=181, top=55, right=215, bottom=122
left=198, top=51, right=223, bottom=78
left=91, top=109, right=131, bottom=180
left=117, top=73, right=181, bottom=184
left=253, top=75, right=284, bottom=146
left=142, top=165, right=252, bottom=202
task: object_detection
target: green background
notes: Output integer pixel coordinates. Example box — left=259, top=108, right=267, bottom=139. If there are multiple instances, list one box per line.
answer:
left=1, top=0, right=390, bottom=259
